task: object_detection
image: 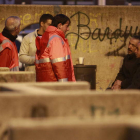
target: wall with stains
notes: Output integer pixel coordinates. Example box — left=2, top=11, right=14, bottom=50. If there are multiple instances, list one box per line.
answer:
left=0, top=5, right=139, bottom=90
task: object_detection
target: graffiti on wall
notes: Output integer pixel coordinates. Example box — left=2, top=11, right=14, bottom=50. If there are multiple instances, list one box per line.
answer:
left=66, top=11, right=140, bottom=56
left=0, top=5, right=62, bottom=28
left=0, top=10, right=51, bottom=28
left=90, top=105, right=120, bottom=116
left=0, top=10, right=139, bottom=56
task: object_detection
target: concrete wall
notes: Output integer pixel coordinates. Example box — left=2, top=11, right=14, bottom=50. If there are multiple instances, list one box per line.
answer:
left=8, top=118, right=127, bottom=140
left=0, top=5, right=139, bottom=90
left=7, top=117, right=140, bottom=140
left=0, top=71, right=35, bottom=82
left=0, top=90, right=140, bottom=120
left=0, top=82, right=90, bottom=91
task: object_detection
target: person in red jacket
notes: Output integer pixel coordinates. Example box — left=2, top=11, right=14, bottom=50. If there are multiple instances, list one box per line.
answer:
left=0, top=16, right=21, bottom=71
left=35, top=14, right=76, bottom=82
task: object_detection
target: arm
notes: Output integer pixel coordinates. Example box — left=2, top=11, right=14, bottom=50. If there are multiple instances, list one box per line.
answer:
left=112, top=59, right=124, bottom=90
left=113, top=74, right=132, bottom=89
left=116, top=56, right=134, bottom=88
left=71, top=62, right=76, bottom=81
left=112, top=80, right=122, bottom=90
left=115, top=58, right=125, bottom=81
left=49, top=38, right=68, bottom=82
left=69, top=53, right=76, bottom=81
left=19, top=36, right=35, bottom=65
left=65, top=39, right=76, bottom=81
left=0, top=48, right=12, bottom=67
left=112, top=73, right=132, bottom=90
left=121, top=78, right=133, bottom=89
left=127, top=66, right=140, bottom=89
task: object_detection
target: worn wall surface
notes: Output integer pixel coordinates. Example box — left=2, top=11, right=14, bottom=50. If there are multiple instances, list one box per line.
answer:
left=0, top=5, right=139, bottom=90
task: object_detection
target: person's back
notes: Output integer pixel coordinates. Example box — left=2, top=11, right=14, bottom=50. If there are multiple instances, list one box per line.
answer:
left=35, top=14, right=76, bottom=82
left=19, top=14, right=53, bottom=71
left=0, top=16, right=21, bottom=71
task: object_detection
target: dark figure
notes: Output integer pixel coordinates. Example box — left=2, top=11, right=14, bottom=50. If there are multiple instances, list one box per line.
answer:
left=127, top=42, right=140, bottom=89
left=111, top=36, right=140, bottom=90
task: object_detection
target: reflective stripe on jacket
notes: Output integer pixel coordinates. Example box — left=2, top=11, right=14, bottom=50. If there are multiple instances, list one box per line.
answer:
left=35, top=26, right=76, bottom=82
left=0, top=33, right=19, bottom=71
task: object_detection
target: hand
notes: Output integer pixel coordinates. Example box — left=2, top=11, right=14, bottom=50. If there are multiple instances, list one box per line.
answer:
left=115, top=80, right=122, bottom=86
left=111, top=80, right=122, bottom=90
left=112, top=84, right=121, bottom=90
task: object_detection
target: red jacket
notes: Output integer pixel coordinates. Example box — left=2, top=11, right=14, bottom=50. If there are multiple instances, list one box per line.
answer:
left=0, top=33, right=19, bottom=71
left=35, top=26, right=76, bottom=82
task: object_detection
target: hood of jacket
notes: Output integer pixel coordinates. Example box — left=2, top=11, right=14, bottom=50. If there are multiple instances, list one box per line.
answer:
left=46, top=26, right=65, bottom=39
left=36, top=26, right=66, bottom=57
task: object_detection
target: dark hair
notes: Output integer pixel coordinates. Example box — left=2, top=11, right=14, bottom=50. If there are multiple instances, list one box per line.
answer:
left=39, top=14, right=53, bottom=26
left=132, top=35, right=140, bottom=40
left=51, top=14, right=71, bottom=27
